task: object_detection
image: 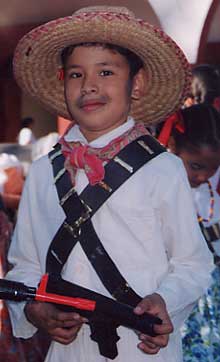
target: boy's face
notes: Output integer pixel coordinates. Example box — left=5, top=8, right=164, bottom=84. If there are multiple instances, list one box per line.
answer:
left=64, top=45, right=143, bottom=141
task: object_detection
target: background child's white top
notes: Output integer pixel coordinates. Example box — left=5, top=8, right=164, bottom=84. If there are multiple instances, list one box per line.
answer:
left=192, top=167, right=220, bottom=257
left=17, top=127, right=36, bottom=146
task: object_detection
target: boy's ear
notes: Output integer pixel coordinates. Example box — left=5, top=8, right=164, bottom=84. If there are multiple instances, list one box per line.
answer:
left=131, top=68, right=147, bottom=100
left=167, top=136, right=177, bottom=153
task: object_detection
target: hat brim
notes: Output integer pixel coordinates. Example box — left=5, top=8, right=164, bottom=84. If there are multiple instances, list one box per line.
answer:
left=13, top=10, right=191, bottom=125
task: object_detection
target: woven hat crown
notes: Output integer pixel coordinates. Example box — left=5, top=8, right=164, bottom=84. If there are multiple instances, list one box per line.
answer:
left=74, top=5, right=135, bottom=17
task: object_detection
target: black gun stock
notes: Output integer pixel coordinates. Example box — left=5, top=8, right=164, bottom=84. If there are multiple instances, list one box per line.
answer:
left=0, top=273, right=162, bottom=359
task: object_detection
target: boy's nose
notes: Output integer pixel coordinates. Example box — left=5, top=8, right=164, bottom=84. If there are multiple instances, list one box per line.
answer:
left=81, top=77, right=98, bottom=95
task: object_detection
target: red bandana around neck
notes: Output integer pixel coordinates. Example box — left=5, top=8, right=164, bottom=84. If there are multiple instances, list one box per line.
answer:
left=59, top=122, right=149, bottom=186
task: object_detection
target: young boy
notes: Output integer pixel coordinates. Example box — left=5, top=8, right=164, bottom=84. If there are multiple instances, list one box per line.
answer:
left=6, top=6, right=213, bottom=362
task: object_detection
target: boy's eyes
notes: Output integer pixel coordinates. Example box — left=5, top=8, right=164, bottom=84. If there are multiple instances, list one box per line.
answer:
left=68, top=70, right=113, bottom=78
left=100, top=70, right=113, bottom=76
left=69, top=72, right=82, bottom=78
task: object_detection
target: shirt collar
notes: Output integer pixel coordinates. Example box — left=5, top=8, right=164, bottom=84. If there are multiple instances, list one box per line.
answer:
left=64, top=117, right=135, bottom=148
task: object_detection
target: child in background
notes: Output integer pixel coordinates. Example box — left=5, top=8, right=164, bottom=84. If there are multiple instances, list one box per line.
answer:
left=184, top=64, right=220, bottom=111
left=5, top=6, right=213, bottom=362
left=158, top=103, right=220, bottom=361
left=17, top=117, right=36, bottom=146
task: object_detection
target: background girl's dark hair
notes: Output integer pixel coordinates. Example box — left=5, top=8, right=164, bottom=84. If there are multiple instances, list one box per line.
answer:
left=192, top=64, right=220, bottom=104
left=20, top=117, right=34, bottom=129
left=172, top=104, right=220, bottom=152
left=61, top=42, right=144, bottom=80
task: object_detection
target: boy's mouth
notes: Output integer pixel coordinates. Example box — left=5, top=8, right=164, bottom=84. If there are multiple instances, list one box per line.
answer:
left=77, top=96, right=107, bottom=112
left=81, top=101, right=106, bottom=112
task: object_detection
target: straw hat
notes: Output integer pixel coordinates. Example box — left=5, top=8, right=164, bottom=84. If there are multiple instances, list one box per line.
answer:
left=13, top=5, right=191, bottom=125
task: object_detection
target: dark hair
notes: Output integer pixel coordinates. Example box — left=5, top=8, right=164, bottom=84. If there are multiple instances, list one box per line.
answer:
left=191, top=64, right=220, bottom=104
left=172, top=104, right=220, bottom=152
left=61, top=42, right=143, bottom=80
left=21, top=117, right=34, bottom=129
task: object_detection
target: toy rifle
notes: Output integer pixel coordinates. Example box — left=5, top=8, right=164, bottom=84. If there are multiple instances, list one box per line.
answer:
left=0, top=273, right=162, bottom=359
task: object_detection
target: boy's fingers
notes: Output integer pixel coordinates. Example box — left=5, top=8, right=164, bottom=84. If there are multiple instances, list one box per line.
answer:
left=134, top=299, right=151, bottom=315
left=138, top=342, right=160, bottom=354
left=154, top=320, right=173, bottom=335
left=61, top=319, right=84, bottom=328
left=55, top=311, right=86, bottom=323
left=25, top=302, right=87, bottom=332
left=140, top=333, right=169, bottom=348
left=133, top=293, right=174, bottom=355
left=50, top=326, right=81, bottom=344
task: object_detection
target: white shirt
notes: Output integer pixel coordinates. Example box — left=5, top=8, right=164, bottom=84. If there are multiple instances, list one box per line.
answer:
left=6, top=118, right=213, bottom=362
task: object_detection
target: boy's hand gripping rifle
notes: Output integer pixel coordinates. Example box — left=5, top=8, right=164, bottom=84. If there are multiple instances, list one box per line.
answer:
left=0, top=273, right=162, bottom=359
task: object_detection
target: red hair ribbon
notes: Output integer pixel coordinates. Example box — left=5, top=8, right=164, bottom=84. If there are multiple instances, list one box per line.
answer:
left=213, top=97, right=220, bottom=112
left=157, top=112, right=185, bottom=146
left=58, top=68, right=64, bottom=81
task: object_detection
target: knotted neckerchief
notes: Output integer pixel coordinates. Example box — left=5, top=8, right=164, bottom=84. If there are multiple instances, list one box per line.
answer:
left=59, top=122, right=149, bottom=186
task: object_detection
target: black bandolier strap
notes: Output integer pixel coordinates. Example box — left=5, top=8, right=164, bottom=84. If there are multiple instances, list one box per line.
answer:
left=46, top=135, right=166, bottom=306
